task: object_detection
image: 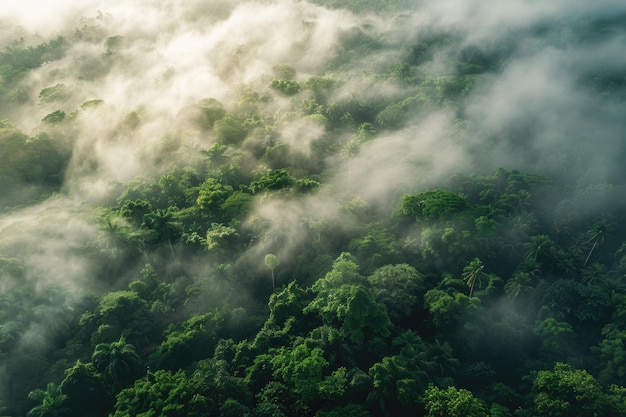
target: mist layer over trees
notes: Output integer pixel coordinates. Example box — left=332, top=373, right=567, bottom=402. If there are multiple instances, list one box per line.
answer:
left=1, top=0, right=626, bottom=416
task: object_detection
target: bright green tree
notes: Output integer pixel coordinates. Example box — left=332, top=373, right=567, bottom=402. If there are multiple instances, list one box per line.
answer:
left=422, top=384, right=488, bottom=417
left=424, top=288, right=481, bottom=331
left=400, top=190, right=469, bottom=222
left=532, top=362, right=607, bottom=417
left=154, top=312, right=223, bottom=370
left=111, top=369, right=213, bottom=417
left=271, top=343, right=346, bottom=402
left=305, top=283, right=391, bottom=345
left=26, top=383, right=68, bottom=417
left=264, top=254, right=280, bottom=290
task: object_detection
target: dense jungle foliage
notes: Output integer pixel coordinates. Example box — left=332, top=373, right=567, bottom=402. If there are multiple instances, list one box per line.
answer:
left=1, top=1, right=626, bottom=416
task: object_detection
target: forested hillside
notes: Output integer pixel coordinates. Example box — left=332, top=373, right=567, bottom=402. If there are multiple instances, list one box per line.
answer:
left=1, top=1, right=626, bottom=416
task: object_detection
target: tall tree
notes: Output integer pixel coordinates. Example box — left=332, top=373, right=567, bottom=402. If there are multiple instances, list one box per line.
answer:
left=461, top=258, right=486, bottom=298
left=264, top=254, right=280, bottom=291
left=142, top=208, right=181, bottom=259
left=584, top=218, right=614, bottom=266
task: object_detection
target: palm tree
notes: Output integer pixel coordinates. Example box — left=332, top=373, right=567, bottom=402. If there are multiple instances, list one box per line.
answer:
left=462, top=258, right=486, bottom=297
left=510, top=211, right=539, bottom=238
left=96, top=216, right=132, bottom=262
left=504, top=271, right=535, bottom=301
left=523, top=234, right=555, bottom=264
left=98, top=216, right=129, bottom=248
left=218, top=162, right=245, bottom=187
left=568, top=234, right=588, bottom=262
left=213, top=263, right=232, bottom=291
left=92, top=337, right=142, bottom=391
left=27, top=383, right=68, bottom=417
left=389, top=63, right=417, bottom=83
left=581, top=262, right=606, bottom=285
left=200, top=143, right=229, bottom=175
left=426, top=339, right=459, bottom=377
left=584, top=218, right=614, bottom=266
left=142, top=208, right=181, bottom=260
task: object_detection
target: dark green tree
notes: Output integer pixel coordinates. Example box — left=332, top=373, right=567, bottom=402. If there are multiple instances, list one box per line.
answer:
left=367, top=263, right=425, bottom=321
left=58, top=361, right=110, bottom=417
left=534, top=317, right=573, bottom=352
left=367, top=334, right=431, bottom=415
left=92, top=337, right=142, bottom=392
left=504, top=271, right=535, bottom=301
left=523, top=234, right=556, bottom=265
left=461, top=258, right=487, bottom=298
left=584, top=218, right=614, bottom=266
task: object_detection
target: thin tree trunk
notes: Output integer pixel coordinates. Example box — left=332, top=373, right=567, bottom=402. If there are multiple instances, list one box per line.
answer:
left=584, top=239, right=598, bottom=266
left=168, top=239, right=176, bottom=261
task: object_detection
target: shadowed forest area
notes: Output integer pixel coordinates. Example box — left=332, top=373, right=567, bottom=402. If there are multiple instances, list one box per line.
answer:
left=1, top=0, right=626, bottom=416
